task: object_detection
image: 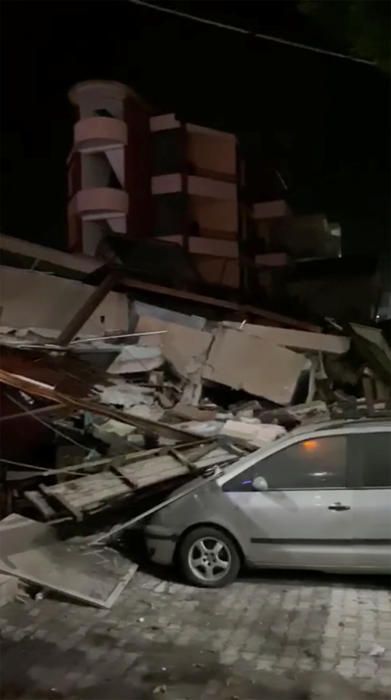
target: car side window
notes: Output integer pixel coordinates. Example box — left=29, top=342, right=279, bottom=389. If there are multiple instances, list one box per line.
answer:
left=224, top=436, right=347, bottom=492
left=351, top=432, right=391, bottom=488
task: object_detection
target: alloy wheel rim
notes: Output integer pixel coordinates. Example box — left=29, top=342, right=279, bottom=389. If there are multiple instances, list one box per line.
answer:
left=188, top=536, right=231, bottom=582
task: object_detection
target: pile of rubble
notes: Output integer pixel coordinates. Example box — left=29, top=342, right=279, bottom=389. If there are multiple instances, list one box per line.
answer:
left=0, top=276, right=390, bottom=606
left=1, top=296, right=390, bottom=505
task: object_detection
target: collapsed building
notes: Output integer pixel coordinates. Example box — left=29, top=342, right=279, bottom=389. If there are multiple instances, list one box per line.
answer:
left=0, top=79, right=390, bottom=608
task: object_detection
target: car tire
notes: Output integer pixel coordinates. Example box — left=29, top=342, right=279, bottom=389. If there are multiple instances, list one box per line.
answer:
left=178, top=526, right=241, bottom=588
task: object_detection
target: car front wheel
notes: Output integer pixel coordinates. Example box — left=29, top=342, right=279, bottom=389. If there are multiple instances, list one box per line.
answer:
left=178, top=526, right=240, bottom=587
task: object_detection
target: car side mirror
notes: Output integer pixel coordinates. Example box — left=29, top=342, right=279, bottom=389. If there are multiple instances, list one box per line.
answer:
left=253, top=476, right=269, bottom=492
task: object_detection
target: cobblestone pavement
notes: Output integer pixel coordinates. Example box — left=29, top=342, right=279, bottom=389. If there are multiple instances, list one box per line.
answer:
left=0, top=566, right=390, bottom=699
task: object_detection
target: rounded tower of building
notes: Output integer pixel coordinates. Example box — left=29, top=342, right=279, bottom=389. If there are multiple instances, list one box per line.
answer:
left=67, top=80, right=151, bottom=255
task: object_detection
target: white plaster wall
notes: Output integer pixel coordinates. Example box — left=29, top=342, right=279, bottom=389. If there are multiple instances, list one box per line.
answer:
left=0, top=266, right=129, bottom=335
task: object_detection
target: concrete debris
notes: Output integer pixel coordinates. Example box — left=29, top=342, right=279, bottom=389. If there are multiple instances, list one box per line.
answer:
left=127, top=403, right=163, bottom=419
left=152, top=685, right=167, bottom=694
left=3, top=213, right=390, bottom=615
left=92, top=418, right=137, bottom=440
left=106, top=345, right=163, bottom=374
left=131, top=300, right=206, bottom=330
left=162, top=418, right=287, bottom=447
left=229, top=399, right=262, bottom=415
left=0, top=326, right=61, bottom=346
left=174, top=420, right=223, bottom=437
left=0, top=514, right=137, bottom=608
left=95, top=381, right=155, bottom=407
left=350, top=322, right=391, bottom=384
left=220, top=420, right=286, bottom=447
left=170, top=403, right=217, bottom=422
left=0, top=573, right=19, bottom=608
left=137, top=314, right=212, bottom=379
left=260, top=400, right=330, bottom=429
left=235, top=408, right=258, bottom=420
left=368, top=643, right=385, bottom=657
left=202, top=327, right=308, bottom=405
left=223, top=320, right=350, bottom=354
left=0, top=265, right=128, bottom=336
left=1, top=279, right=390, bottom=591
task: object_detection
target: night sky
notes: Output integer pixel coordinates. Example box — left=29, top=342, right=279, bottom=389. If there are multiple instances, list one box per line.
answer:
left=1, top=1, right=390, bottom=261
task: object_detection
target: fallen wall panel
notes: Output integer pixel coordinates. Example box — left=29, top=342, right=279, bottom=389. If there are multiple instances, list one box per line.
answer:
left=202, top=328, right=308, bottom=405
left=0, top=265, right=128, bottom=335
left=0, top=514, right=137, bottom=608
left=222, top=322, right=350, bottom=354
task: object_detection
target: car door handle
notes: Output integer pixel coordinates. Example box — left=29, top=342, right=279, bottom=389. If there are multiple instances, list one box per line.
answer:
left=328, top=502, right=351, bottom=511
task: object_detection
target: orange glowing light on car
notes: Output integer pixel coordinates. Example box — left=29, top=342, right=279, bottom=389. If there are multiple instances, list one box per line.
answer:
left=302, top=440, right=319, bottom=452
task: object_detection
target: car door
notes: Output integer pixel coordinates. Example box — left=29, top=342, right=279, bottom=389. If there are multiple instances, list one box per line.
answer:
left=222, top=433, right=354, bottom=570
left=348, top=431, right=391, bottom=572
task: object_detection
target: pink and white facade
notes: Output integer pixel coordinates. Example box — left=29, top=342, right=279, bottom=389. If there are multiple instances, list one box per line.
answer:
left=66, top=80, right=341, bottom=296
left=67, top=80, right=151, bottom=254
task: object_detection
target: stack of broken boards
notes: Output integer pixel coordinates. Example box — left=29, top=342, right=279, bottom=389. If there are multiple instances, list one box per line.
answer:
left=25, top=442, right=239, bottom=522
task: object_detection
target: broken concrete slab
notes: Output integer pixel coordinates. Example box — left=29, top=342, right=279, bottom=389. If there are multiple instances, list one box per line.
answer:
left=107, top=345, right=163, bottom=374
left=173, top=420, right=223, bottom=437
left=260, top=400, right=330, bottom=429
left=95, top=381, right=155, bottom=407
left=202, top=327, right=308, bottom=405
left=131, top=300, right=206, bottom=330
left=350, top=322, right=391, bottom=385
left=170, top=403, right=217, bottom=422
left=220, top=420, right=286, bottom=447
left=127, top=403, right=165, bottom=422
left=92, top=418, right=137, bottom=442
left=0, top=514, right=137, bottom=608
left=0, top=265, right=128, bottom=335
left=0, top=573, right=19, bottom=607
left=137, top=315, right=213, bottom=379
left=223, top=321, right=350, bottom=354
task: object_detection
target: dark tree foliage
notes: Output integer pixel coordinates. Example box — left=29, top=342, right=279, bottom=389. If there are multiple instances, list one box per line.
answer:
left=300, top=0, right=391, bottom=70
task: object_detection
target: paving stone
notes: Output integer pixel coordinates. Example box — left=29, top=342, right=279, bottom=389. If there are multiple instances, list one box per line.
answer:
left=0, top=571, right=390, bottom=697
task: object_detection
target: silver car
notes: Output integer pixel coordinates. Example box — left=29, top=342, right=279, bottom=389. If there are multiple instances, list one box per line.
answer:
left=145, top=419, right=391, bottom=587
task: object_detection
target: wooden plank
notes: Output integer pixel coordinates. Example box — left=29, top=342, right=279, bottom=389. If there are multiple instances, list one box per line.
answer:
left=120, top=454, right=188, bottom=479
left=36, top=446, right=234, bottom=515
left=0, top=403, right=70, bottom=423
left=120, top=461, right=192, bottom=486
left=0, top=368, right=198, bottom=443
left=57, top=271, right=121, bottom=345
left=42, top=472, right=130, bottom=510
left=39, top=483, right=84, bottom=522
left=110, top=464, right=136, bottom=489
left=117, top=445, right=226, bottom=483
left=29, top=440, right=206, bottom=479
left=92, top=472, right=219, bottom=545
left=190, top=447, right=237, bottom=468
left=169, top=448, right=198, bottom=473
left=134, top=469, right=189, bottom=489
left=179, top=441, right=219, bottom=464
left=123, top=278, right=320, bottom=331
left=24, top=490, right=57, bottom=520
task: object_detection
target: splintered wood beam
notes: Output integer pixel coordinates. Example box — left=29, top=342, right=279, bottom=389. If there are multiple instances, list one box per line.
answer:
left=0, top=368, right=198, bottom=443
left=57, top=270, right=121, bottom=346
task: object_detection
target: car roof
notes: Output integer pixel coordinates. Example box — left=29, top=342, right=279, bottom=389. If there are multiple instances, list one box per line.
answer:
left=290, top=417, right=391, bottom=436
